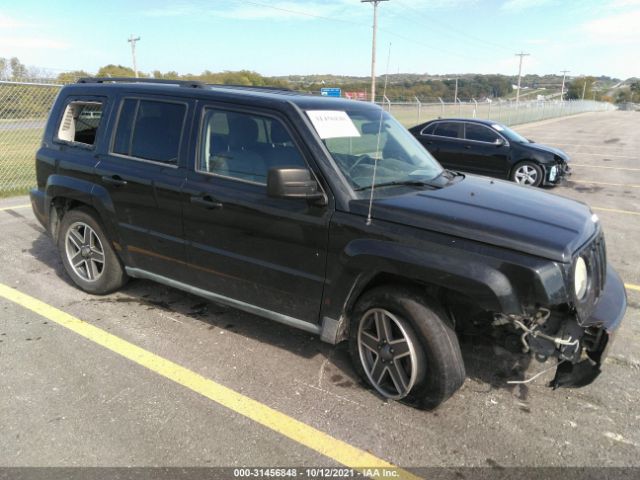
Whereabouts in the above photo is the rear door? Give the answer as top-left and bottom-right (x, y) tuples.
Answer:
(460, 122), (510, 177)
(94, 95), (192, 281)
(182, 104), (330, 322)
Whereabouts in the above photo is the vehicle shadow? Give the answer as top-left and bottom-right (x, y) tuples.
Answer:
(458, 334), (536, 402)
(29, 230), (537, 397)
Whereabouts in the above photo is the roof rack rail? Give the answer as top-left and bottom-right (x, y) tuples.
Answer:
(77, 77), (206, 89)
(209, 84), (292, 93)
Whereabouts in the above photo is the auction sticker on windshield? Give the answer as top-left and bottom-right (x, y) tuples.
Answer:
(306, 110), (360, 139)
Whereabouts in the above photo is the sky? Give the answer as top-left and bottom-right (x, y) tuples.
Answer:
(0, 0), (638, 80)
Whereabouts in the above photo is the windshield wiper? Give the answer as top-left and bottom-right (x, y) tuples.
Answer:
(356, 180), (433, 191)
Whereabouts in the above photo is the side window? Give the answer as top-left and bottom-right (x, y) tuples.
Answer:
(465, 123), (500, 143)
(112, 99), (186, 164)
(433, 122), (462, 139)
(420, 123), (436, 135)
(57, 100), (104, 146)
(199, 109), (306, 184)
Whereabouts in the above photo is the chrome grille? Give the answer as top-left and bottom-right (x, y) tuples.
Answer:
(587, 234), (607, 301)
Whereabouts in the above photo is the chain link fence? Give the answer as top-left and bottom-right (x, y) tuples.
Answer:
(0, 80), (618, 197)
(379, 98), (617, 129)
(0, 80), (60, 197)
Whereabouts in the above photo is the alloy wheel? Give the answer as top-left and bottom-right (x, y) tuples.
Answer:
(357, 308), (420, 400)
(514, 164), (539, 185)
(65, 221), (105, 282)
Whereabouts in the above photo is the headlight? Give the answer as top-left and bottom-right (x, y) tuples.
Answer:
(574, 256), (589, 299)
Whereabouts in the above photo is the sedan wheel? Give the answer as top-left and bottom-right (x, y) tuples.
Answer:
(512, 162), (543, 187)
(357, 308), (419, 400)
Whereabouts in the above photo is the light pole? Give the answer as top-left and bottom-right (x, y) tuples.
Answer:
(515, 52), (530, 107)
(128, 35), (141, 78)
(361, 0), (389, 103)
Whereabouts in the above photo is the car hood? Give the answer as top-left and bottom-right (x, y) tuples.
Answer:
(354, 175), (597, 262)
(521, 142), (570, 162)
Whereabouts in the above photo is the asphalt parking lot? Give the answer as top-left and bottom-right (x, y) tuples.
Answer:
(0, 111), (639, 473)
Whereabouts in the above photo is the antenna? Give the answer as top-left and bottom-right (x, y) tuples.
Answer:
(366, 43), (392, 226)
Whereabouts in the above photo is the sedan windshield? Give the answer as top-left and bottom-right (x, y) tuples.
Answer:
(491, 123), (530, 144)
(310, 108), (443, 192)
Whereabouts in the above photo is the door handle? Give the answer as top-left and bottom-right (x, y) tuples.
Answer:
(101, 175), (127, 186)
(464, 145), (472, 149)
(190, 195), (223, 209)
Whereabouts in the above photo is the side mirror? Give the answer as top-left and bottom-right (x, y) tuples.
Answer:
(267, 167), (326, 204)
(495, 138), (506, 146)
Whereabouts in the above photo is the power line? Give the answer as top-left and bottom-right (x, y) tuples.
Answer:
(393, 0), (514, 54)
(235, 0), (479, 63)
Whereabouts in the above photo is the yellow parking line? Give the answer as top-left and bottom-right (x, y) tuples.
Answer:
(0, 284), (419, 480)
(572, 164), (640, 172)
(592, 207), (640, 216)
(571, 180), (640, 188)
(626, 283), (640, 293)
(0, 203), (30, 212)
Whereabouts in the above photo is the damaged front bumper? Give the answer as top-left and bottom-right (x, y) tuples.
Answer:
(495, 265), (627, 388)
(550, 265), (627, 388)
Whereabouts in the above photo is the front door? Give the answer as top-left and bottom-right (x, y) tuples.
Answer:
(182, 105), (330, 323)
(459, 122), (510, 178)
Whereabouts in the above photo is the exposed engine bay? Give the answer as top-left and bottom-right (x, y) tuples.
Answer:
(492, 308), (609, 389)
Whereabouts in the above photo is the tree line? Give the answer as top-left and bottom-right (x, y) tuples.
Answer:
(2, 57), (638, 104)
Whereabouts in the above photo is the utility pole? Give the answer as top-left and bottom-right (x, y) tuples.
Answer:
(514, 52), (530, 107)
(560, 70), (570, 102)
(581, 80), (587, 101)
(128, 35), (141, 78)
(361, 0), (389, 103)
(454, 77), (459, 103)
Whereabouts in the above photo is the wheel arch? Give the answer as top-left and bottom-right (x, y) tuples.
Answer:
(45, 175), (124, 258)
(322, 240), (523, 342)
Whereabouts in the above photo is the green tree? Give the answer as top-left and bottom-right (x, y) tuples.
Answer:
(10, 57), (28, 80)
(0, 57), (7, 79)
(567, 77), (595, 100)
(96, 64), (142, 78)
(57, 70), (91, 84)
(630, 81), (640, 103)
(614, 89), (631, 104)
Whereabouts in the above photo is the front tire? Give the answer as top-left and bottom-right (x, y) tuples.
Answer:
(349, 286), (465, 409)
(57, 207), (127, 295)
(511, 161), (543, 187)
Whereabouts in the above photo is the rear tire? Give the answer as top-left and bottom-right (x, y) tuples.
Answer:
(57, 207), (127, 295)
(349, 286), (466, 409)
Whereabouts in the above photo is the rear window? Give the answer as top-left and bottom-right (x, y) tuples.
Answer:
(433, 122), (463, 139)
(420, 123), (436, 135)
(112, 99), (186, 164)
(56, 100), (104, 146)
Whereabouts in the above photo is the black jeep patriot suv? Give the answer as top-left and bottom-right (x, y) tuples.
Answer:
(30, 78), (627, 409)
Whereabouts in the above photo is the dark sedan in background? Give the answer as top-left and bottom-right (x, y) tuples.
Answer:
(409, 118), (571, 187)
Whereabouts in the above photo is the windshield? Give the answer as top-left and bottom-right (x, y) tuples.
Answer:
(491, 123), (530, 143)
(308, 108), (443, 192)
